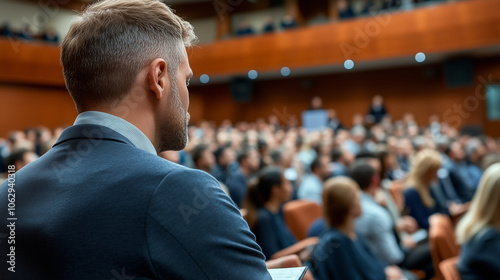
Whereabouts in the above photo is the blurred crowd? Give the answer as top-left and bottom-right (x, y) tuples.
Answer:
(1, 95), (499, 279)
(1, 22), (60, 44)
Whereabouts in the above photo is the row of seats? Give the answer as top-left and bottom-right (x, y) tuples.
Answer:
(274, 200), (462, 280)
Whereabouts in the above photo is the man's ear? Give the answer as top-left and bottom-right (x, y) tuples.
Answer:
(147, 58), (170, 100)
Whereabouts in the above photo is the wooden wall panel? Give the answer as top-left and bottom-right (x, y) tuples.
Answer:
(190, 0), (500, 76)
(189, 59), (500, 137)
(476, 59), (500, 137)
(0, 40), (64, 87)
(1, 0), (499, 87)
(0, 0), (499, 137)
(0, 58), (498, 138)
(0, 85), (76, 136)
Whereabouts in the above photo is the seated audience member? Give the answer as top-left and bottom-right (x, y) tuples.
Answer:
(0, 138), (8, 174)
(212, 145), (236, 185)
(465, 138), (485, 186)
(327, 109), (344, 132)
(396, 137), (413, 173)
(42, 27), (59, 43)
(352, 113), (366, 128)
(6, 148), (38, 172)
(257, 137), (272, 168)
(236, 20), (255, 36)
(338, 0), (355, 19)
(330, 148), (351, 177)
(0, 148), (38, 184)
(310, 177), (404, 280)
(17, 24), (33, 41)
(1, 22), (12, 37)
(351, 160), (433, 278)
(456, 163), (500, 280)
(270, 146), (300, 196)
(298, 155), (331, 204)
(368, 95), (388, 124)
(376, 149), (404, 181)
(244, 166), (296, 260)
(191, 143), (215, 173)
(281, 14), (297, 29)
(342, 126), (366, 155)
(353, 160), (408, 264)
(360, 0), (377, 15)
(445, 141), (477, 203)
(227, 146), (260, 208)
(308, 12), (329, 25)
(192, 143), (230, 195)
(262, 16), (275, 33)
(382, 0), (400, 10)
(404, 149), (465, 229)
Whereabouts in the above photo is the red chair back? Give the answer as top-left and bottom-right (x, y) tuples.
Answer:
(283, 200), (322, 240)
(429, 214), (460, 280)
(439, 256), (461, 280)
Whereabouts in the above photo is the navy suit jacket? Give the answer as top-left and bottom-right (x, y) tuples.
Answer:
(0, 124), (271, 280)
(458, 227), (500, 280)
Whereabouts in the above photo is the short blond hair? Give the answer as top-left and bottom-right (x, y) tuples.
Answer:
(61, 0), (197, 112)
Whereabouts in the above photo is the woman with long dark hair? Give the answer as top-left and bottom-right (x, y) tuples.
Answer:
(243, 166), (296, 259)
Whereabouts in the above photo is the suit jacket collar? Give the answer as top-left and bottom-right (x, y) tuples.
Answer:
(53, 124), (134, 148)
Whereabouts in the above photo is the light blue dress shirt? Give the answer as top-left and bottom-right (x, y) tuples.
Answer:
(355, 192), (404, 265)
(73, 111), (157, 155)
(297, 173), (323, 205)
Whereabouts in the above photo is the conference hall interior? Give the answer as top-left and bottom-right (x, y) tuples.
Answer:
(1, 0), (500, 279)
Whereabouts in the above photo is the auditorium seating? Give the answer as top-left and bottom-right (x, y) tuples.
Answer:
(429, 214), (460, 280)
(439, 256), (461, 280)
(270, 237), (319, 260)
(283, 200), (322, 240)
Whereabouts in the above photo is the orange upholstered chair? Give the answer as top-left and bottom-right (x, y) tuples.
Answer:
(429, 214), (460, 280)
(439, 256), (461, 280)
(266, 254), (314, 280)
(283, 200), (322, 240)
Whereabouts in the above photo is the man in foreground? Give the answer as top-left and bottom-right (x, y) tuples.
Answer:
(0, 0), (271, 279)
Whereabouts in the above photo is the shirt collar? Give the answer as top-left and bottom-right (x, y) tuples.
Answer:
(361, 192), (376, 204)
(74, 111), (157, 155)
